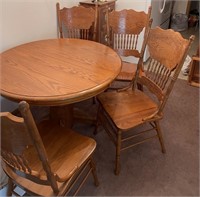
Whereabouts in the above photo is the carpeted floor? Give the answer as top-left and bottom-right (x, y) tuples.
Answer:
(72, 78), (199, 196)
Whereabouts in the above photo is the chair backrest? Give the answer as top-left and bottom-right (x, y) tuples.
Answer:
(0, 101), (58, 193)
(106, 7), (152, 58)
(134, 27), (195, 116)
(56, 2), (98, 41)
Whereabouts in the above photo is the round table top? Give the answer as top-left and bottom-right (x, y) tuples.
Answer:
(0, 38), (121, 106)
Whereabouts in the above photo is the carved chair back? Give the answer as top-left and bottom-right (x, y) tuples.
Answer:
(134, 27), (195, 115)
(106, 7), (152, 58)
(56, 3), (98, 41)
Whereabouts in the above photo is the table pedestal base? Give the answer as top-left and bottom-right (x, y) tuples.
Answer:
(50, 105), (73, 128)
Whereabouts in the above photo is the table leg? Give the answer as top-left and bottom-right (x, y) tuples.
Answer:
(50, 105), (73, 128)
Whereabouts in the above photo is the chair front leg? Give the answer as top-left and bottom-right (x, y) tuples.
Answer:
(89, 158), (99, 186)
(115, 130), (122, 175)
(155, 121), (166, 153)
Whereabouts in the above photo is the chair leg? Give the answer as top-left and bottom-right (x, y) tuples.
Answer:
(115, 130), (122, 175)
(93, 105), (101, 135)
(155, 121), (166, 153)
(6, 178), (13, 196)
(90, 158), (99, 186)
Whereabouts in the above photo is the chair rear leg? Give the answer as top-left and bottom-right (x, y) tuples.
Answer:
(89, 158), (99, 186)
(155, 121), (166, 153)
(72, 159), (98, 196)
(115, 130), (122, 175)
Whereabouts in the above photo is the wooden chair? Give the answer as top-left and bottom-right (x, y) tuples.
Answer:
(96, 27), (195, 175)
(188, 44), (200, 87)
(56, 2), (98, 41)
(1, 101), (99, 196)
(105, 6), (152, 89)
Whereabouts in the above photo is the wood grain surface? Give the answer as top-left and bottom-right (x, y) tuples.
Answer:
(0, 38), (121, 106)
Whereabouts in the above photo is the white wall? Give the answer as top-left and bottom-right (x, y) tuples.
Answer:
(0, 0), (81, 53)
(173, 0), (188, 15)
(116, 0), (150, 12)
(0, 0), (149, 112)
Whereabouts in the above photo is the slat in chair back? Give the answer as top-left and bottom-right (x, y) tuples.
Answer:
(56, 3), (98, 41)
(106, 7), (152, 58)
(0, 101), (58, 193)
(135, 27), (195, 114)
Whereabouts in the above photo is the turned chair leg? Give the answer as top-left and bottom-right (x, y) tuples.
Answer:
(115, 130), (122, 175)
(90, 158), (99, 186)
(155, 121), (166, 153)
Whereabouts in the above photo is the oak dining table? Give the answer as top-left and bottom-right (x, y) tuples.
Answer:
(0, 38), (122, 127)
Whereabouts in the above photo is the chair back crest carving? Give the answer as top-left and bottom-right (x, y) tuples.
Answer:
(109, 9), (150, 34)
(57, 3), (97, 41)
(60, 7), (95, 29)
(147, 28), (189, 70)
(107, 7), (152, 57)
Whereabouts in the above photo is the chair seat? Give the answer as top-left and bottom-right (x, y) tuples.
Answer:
(3, 120), (96, 196)
(97, 89), (159, 130)
(115, 61), (144, 81)
(116, 61), (137, 81)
